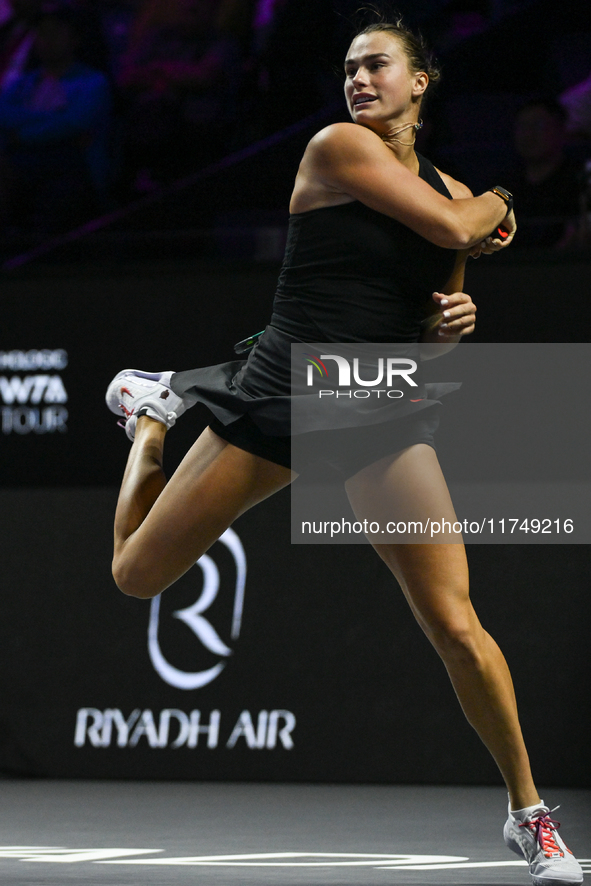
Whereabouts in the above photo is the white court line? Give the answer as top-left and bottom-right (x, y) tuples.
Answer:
(99, 852), (468, 867)
(380, 861), (528, 870)
(2, 848), (589, 871)
(0, 848), (162, 863)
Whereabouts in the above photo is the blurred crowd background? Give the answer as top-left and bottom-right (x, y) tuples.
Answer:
(0, 0), (589, 256)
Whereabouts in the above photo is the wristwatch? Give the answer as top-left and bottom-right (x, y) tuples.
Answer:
(490, 186), (514, 215)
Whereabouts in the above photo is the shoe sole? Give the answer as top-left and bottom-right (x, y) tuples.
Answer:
(506, 831), (583, 886)
(532, 878), (583, 886)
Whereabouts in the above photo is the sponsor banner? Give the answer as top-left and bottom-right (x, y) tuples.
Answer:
(1, 261), (591, 490)
(74, 708), (296, 750)
(0, 264), (281, 487)
(0, 487), (589, 783)
(71, 526), (295, 757)
(73, 525), (294, 761)
(0, 349), (69, 436)
(1, 265), (590, 782)
(148, 529), (247, 690)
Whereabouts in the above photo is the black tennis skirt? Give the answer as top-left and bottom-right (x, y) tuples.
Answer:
(208, 411), (439, 478)
(171, 325), (449, 479)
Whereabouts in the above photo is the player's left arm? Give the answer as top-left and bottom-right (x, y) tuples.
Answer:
(420, 251), (476, 357)
(420, 174), (476, 355)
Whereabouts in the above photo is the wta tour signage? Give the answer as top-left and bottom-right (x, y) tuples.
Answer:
(0, 349), (68, 435)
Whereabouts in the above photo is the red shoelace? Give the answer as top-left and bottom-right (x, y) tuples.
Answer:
(117, 389), (135, 428)
(119, 388), (134, 417)
(520, 812), (567, 858)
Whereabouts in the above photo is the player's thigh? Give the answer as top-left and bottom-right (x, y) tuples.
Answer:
(345, 444), (473, 636)
(344, 443), (462, 545)
(116, 427), (295, 596)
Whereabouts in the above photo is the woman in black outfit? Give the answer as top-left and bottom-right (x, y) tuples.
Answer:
(106, 17), (583, 886)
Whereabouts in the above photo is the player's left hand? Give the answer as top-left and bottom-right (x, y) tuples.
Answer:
(430, 290), (476, 338)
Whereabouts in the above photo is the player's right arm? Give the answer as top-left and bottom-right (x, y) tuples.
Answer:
(300, 123), (509, 250)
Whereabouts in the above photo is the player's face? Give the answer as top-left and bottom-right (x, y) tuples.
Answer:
(344, 32), (424, 133)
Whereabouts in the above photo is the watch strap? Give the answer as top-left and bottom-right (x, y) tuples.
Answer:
(490, 186), (514, 215)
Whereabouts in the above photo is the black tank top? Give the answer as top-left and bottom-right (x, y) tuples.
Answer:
(271, 152), (457, 343)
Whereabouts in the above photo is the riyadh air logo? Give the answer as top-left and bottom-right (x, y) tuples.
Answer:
(304, 352), (420, 400)
(148, 528), (246, 690)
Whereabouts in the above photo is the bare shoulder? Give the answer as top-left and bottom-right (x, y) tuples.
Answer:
(291, 123), (375, 212)
(308, 121), (390, 161)
(293, 123), (398, 209)
(434, 167), (473, 199)
(312, 121), (378, 144)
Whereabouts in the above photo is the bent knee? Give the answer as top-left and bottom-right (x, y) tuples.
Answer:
(423, 614), (486, 667)
(407, 586), (484, 665)
(112, 556), (163, 599)
(431, 623), (481, 661)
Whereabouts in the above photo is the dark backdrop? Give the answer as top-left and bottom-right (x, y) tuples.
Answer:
(0, 254), (590, 783)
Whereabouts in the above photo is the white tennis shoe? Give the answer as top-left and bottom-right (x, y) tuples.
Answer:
(504, 801), (584, 885)
(105, 369), (189, 441)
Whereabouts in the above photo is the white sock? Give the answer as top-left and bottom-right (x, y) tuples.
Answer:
(511, 800), (547, 821)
